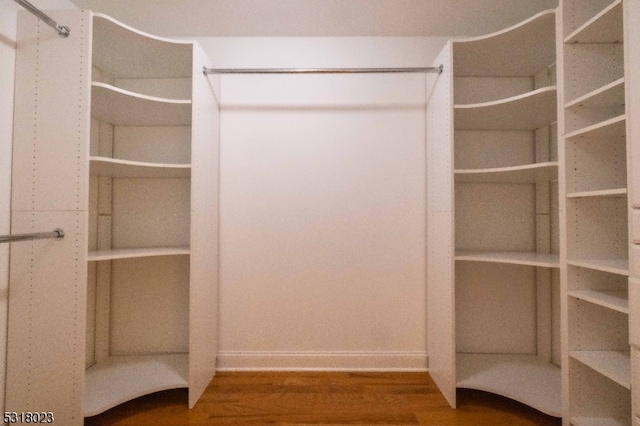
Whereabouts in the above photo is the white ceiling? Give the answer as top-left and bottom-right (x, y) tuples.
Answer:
(66, 0), (558, 38)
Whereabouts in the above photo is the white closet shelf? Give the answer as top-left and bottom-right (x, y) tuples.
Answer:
(564, 114), (626, 141)
(88, 247), (190, 262)
(84, 353), (188, 417)
(570, 417), (629, 426)
(92, 13), (193, 79)
(456, 353), (561, 417)
(567, 259), (629, 276)
(453, 9), (556, 77)
(454, 87), (557, 130)
(454, 162), (557, 184)
(565, 78), (625, 109)
(455, 250), (560, 268)
(91, 82), (192, 126)
(567, 188), (627, 198)
(570, 351), (631, 389)
(90, 157), (191, 178)
(568, 290), (629, 314)
(564, 0), (623, 44)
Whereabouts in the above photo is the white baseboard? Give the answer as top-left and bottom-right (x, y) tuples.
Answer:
(216, 351), (429, 372)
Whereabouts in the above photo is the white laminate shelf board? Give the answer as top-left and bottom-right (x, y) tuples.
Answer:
(454, 162), (558, 184)
(567, 259), (629, 276)
(455, 250), (560, 268)
(91, 83), (192, 126)
(570, 351), (631, 389)
(92, 13), (193, 79)
(88, 247), (190, 262)
(568, 290), (629, 314)
(564, 115), (626, 140)
(454, 87), (557, 131)
(564, 0), (623, 44)
(90, 157), (191, 178)
(456, 353), (561, 417)
(84, 353), (188, 417)
(567, 188), (627, 198)
(565, 78), (625, 109)
(570, 418), (629, 426)
(453, 9), (556, 77)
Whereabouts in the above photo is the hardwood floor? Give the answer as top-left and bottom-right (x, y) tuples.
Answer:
(84, 372), (562, 425)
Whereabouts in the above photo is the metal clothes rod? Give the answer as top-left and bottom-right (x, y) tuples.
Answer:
(203, 65), (444, 75)
(0, 229), (65, 244)
(13, 0), (70, 37)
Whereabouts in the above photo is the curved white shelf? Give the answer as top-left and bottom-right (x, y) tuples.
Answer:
(84, 354), (188, 417)
(453, 9), (556, 76)
(564, 0), (623, 44)
(90, 157), (191, 178)
(568, 290), (628, 314)
(457, 353), (561, 417)
(565, 114), (626, 141)
(455, 162), (557, 183)
(570, 351), (631, 389)
(454, 87), (557, 130)
(567, 188), (627, 198)
(567, 259), (629, 276)
(455, 250), (560, 268)
(92, 13), (193, 79)
(565, 78), (625, 110)
(88, 247), (190, 262)
(91, 82), (192, 126)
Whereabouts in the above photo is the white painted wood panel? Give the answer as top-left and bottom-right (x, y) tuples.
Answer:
(188, 44), (219, 408)
(626, 0), (640, 209)
(425, 43), (456, 407)
(113, 126), (191, 164)
(6, 210), (88, 424)
(11, 10), (90, 212)
(454, 130), (535, 170)
(110, 256), (189, 355)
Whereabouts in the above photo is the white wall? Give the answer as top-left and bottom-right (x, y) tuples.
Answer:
(0, 0), (77, 409)
(198, 37), (446, 370)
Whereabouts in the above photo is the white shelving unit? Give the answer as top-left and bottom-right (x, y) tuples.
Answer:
(560, 0), (634, 423)
(6, 10), (220, 425)
(427, 9), (561, 414)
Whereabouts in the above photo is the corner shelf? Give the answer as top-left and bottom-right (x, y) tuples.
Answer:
(567, 259), (629, 276)
(453, 9), (557, 77)
(570, 351), (630, 389)
(84, 353), (188, 417)
(88, 247), (190, 262)
(90, 157), (191, 178)
(91, 82), (192, 126)
(568, 290), (628, 314)
(92, 14), (192, 79)
(456, 353), (562, 417)
(454, 87), (557, 130)
(564, 0), (623, 44)
(455, 250), (560, 268)
(454, 162), (558, 184)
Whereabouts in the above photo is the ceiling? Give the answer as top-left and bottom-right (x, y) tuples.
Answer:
(66, 0), (558, 38)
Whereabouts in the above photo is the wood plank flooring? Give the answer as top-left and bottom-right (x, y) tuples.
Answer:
(84, 372), (562, 425)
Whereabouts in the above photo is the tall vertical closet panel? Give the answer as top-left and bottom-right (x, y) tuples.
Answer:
(7, 10), (91, 425)
(426, 42), (455, 408)
(188, 45), (220, 408)
(8, 10), (219, 424)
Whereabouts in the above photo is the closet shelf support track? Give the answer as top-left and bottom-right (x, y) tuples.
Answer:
(0, 229), (65, 244)
(13, 0), (69, 37)
(202, 65), (444, 75)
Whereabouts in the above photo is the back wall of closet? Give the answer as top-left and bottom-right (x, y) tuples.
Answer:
(200, 37), (448, 370)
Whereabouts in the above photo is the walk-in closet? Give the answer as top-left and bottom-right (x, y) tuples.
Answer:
(1, 0), (639, 424)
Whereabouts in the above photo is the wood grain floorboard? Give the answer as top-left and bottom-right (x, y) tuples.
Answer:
(84, 372), (562, 425)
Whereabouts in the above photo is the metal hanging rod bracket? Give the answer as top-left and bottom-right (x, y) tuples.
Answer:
(13, 0), (70, 37)
(0, 229), (65, 244)
(203, 64), (444, 75)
